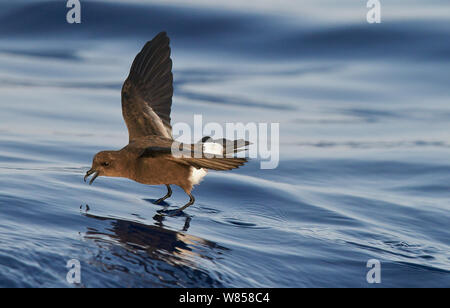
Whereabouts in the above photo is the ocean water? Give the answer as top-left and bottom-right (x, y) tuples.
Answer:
(0, 0), (449, 287)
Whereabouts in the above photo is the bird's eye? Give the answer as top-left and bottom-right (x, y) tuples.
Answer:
(102, 162), (110, 167)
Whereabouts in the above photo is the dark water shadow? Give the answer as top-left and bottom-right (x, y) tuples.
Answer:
(141, 198), (192, 227)
(143, 198), (170, 206)
(81, 212), (229, 287)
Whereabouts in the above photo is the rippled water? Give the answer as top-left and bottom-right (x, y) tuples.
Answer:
(0, 0), (449, 287)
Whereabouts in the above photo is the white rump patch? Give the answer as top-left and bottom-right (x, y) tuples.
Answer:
(189, 167), (208, 186)
(203, 142), (223, 156)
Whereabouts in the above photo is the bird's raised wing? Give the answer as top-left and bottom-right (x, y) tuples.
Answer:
(121, 32), (173, 141)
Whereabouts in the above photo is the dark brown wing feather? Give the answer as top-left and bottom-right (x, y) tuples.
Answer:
(176, 157), (248, 171)
(122, 32), (173, 141)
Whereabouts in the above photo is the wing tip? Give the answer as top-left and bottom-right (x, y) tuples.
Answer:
(153, 31), (170, 44)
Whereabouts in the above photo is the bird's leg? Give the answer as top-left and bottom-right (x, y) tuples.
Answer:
(155, 184), (172, 204)
(168, 193), (195, 217)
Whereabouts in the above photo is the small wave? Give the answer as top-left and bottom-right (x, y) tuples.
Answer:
(0, 48), (81, 61)
(297, 140), (450, 149)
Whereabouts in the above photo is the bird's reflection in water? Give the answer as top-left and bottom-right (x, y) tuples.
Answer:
(81, 211), (229, 287)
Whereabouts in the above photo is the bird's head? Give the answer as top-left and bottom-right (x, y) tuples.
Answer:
(84, 151), (124, 185)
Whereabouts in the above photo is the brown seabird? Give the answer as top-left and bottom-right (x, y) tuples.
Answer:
(85, 32), (249, 215)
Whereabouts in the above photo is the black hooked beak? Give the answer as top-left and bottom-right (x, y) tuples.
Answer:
(84, 169), (100, 185)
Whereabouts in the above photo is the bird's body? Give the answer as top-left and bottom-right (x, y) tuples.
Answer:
(85, 32), (249, 214)
(125, 137), (202, 192)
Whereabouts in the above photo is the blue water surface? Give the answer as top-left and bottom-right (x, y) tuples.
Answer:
(0, 0), (449, 287)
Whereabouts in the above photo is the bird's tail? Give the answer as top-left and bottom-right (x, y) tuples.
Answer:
(200, 136), (250, 156)
(169, 137), (250, 171)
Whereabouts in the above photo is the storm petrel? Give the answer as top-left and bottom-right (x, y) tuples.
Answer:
(85, 32), (249, 215)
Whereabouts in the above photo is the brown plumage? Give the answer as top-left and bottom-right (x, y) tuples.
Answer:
(85, 32), (249, 215)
